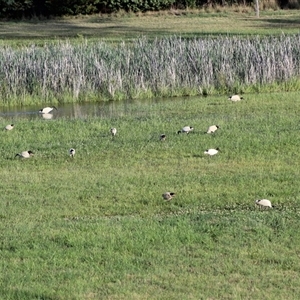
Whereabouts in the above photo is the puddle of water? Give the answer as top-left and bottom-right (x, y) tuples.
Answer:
(0, 94), (222, 123)
(0, 98), (165, 121)
(0, 96), (201, 121)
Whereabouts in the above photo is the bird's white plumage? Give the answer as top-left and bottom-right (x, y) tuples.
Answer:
(39, 106), (57, 114)
(178, 126), (194, 134)
(204, 148), (219, 156)
(162, 192), (175, 201)
(207, 125), (219, 134)
(69, 148), (76, 157)
(255, 199), (272, 208)
(5, 124), (14, 130)
(110, 127), (117, 136)
(228, 95), (243, 102)
(15, 150), (34, 158)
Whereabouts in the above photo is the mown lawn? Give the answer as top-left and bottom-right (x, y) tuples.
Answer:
(0, 9), (300, 44)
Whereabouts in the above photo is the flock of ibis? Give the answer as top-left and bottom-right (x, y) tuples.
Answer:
(5, 97), (273, 209)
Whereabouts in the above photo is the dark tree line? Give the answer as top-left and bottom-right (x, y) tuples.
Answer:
(0, 0), (298, 19)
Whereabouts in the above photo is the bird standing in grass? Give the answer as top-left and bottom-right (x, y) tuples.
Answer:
(178, 126), (194, 134)
(162, 192), (175, 201)
(228, 95), (243, 102)
(255, 199), (272, 208)
(69, 148), (75, 158)
(110, 127), (117, 137)
(5, 124), (14, 130)
(39, 106), (57, 114)
(15, 150), (34, 158)
(160, 134), (166, 141)
(206, 125), (219, 134)
(204, 148), (219, 156)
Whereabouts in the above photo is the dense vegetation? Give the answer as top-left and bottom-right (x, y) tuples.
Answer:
(1, 34), (300, 106)
(1, 0), (299, 19)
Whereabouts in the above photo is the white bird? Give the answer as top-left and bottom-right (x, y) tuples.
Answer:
(255, 199), (272, 208)
(162, 192), (175, 201)
(5, 124), (14, 130)
(15, 150), (34, 158)
(110, 127), (117, 136)
(69, 148), (75, 157)
(228, 95), (243, 102)
(207, 125), (219, 134)
(39, 106), (57, 114)
(160, 134), (166, 141)
(204, 148), (219, 156)
(178, 126), (194, 134)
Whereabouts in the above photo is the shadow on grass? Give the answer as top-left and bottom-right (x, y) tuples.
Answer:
(263, 17), (300, 26)
(0, 22), (251, 40)
(0, 18), (280, 41)
(0, 13), (299, 41)
(243, 16), (300, 29)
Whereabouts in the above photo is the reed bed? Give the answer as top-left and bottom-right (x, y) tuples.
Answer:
(1, 34), (300, 105)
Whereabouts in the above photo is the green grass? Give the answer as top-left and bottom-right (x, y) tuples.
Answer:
(1, 92), (300, 299)
(1, 8), (300, 299)
(0, 9), (300, 44)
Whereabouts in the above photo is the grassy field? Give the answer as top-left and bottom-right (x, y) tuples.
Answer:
(0, 9), (300, 44)
(1, 92), (300, 299)
(1, 8), (300, 299)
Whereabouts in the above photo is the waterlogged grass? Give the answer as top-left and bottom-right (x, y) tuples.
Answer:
(1, 92), (300, 299)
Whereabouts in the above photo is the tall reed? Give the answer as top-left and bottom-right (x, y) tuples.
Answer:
(1, 34), (300, 105)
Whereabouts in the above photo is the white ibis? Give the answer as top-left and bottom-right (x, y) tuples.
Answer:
(162, 192), (175, 201)
(228, 95), (243, 102)
(160, 134), (166, 141)
(39, 106), (57, 114)
(5, 124), (14, 130)
(110, 128), (117, 136)
(207, 125), (219, 134)
(69, 148), (75, 157)
(204, 148), (219, 156)
(178, 126), (194, 134)
(15, 150), (34, 158)
(255, 199), (272, 208)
